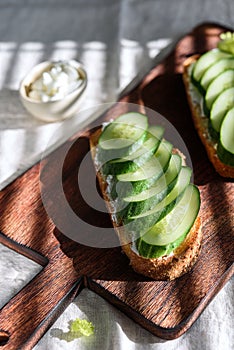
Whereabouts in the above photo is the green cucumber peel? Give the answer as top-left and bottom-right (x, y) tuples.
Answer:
(136, 231), (187, 259)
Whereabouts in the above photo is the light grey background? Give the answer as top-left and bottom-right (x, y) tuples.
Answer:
(0, 1), (233, 349)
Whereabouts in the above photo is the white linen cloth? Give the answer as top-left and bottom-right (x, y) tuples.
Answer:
(0, 1), (233, 349)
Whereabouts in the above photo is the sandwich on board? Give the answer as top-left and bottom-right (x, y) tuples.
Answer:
(90, 112), (202, 280)
(183, 32), (234, 178)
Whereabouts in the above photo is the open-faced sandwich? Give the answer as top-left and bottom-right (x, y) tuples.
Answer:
(183, 32), (234, 178)
(90, 112), (202, 280)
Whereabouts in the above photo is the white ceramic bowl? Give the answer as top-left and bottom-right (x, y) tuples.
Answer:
(19, 60), (87, 122)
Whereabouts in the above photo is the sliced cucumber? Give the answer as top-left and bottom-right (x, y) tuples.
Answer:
(114, 140), (172, 199)
(136, 184), (200, 258)
(117, 125), (164, 162)
(120, 154), (181, 218)
(117, 140), (172, 182)
(217, 107), (234, 166)
(205, 69), (234, 111)
(210, 87), (234, 135)
(102, 125), (164, 175)
(136, 231), (188, 259)
(200, 58), (234, 92)
(192, 49), (231, 83)
(125, 166), (192, 234)
(130, 166), (191, 220)
(123, 154), (181, 203)
(98, 112), (148, 158)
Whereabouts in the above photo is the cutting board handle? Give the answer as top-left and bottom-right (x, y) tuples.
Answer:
(0, 259), (82, 350)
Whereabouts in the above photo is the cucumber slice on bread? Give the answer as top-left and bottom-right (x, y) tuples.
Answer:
(98, 112), (148, 159)
(217, 107), (234, 166)
(205, 69), (234, 111)
(137, 185), (200, 258)
(192, 49), (231, 83)
(210, 87), (234, 135)
(120, 154), (181, 218)
(112, 139), (172, 202)
(90, 112), (202, 280)
(126, 166), (192, 233)
(102, 125), (164, 175)
(116, 140), (172, 182)
(200, 58), (234, 92)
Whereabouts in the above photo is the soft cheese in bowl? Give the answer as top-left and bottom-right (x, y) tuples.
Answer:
(19, 60), (87, 122)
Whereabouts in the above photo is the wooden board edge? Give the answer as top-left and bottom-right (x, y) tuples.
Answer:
(86, 263), (234, 340)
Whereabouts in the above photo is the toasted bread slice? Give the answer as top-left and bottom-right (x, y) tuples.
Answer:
(183, 55), (234, 178)
(90, 128), (202, 280)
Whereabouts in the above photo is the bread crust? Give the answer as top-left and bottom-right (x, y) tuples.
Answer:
(90, 128), (202, 280)
(183, 55), (234, 178)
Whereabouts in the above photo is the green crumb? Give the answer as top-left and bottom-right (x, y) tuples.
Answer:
(70, 318), (94, 337)
(50, 318), (94, 342)
(218, 32), (234, 55)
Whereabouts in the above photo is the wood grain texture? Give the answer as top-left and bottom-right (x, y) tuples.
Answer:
(0, 23), (233, 349)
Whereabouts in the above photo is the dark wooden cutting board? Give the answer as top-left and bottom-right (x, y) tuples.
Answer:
(0, 23), (233, 350)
